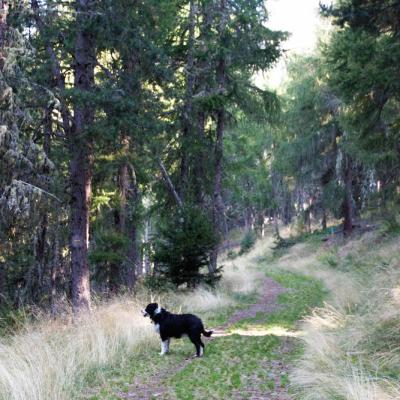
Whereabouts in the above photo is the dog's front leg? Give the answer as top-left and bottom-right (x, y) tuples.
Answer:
(160, 339), (169, 355)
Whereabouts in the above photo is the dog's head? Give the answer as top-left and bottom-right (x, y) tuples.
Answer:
(141, 302), (161, 318)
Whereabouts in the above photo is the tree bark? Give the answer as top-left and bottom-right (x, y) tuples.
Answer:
(210, 108), (225, 273)
(321, 208), (327, 230)
(70, 0), (95, 313)
(210, 0), (227, 274)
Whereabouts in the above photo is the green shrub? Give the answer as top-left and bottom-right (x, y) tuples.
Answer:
(379, 213), (400, 236)
(89, 230), (129, 288)
(227, 250), (238, 259)
(142, 274), (175, 292)
(153, 206), (221, 288)
(239, 231), (257, 255)
(318, 250), (339, 268)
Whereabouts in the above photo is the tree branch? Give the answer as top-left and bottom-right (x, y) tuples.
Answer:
(157, 158), (183, 209)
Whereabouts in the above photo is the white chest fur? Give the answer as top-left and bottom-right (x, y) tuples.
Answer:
(153, 323), (160, 333)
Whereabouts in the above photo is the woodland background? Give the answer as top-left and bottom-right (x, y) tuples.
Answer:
(1, 0), (400, 316)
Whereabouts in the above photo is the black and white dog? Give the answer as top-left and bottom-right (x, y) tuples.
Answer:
(142, 303), (213, 357)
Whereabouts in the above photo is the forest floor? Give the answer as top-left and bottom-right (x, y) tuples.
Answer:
(83, 243), (325, 400)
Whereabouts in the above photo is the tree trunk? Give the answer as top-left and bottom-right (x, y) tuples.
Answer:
(143, 218), (151, 275)
(127, 162), (140, 291)
(343, 154), (354, 236)
(271, 168), (281, 238)
(35, 105), (53, 301)
(114, 137), (130, 293)
(179, 0), (196, 201)
(50, 222), (60, 318)
(193, 111), (206, 206)
(321, 208), (327, 230)
(70, 0), (95, 314)
(118, 139), (130, 234)
(210, 106), (225, 273)
(193, 2), (214, 207)
(210, 0), (227, 274)
(273, 209), (280, 238)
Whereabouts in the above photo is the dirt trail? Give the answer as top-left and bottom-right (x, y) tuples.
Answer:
(117, 277), (292, 400)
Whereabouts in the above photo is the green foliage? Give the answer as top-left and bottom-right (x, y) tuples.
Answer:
(378, 213), (400, 236)
(89, 230), (129, 283)
(226, 250), (238, 260)
(318, 250), (340, 268)
(0, 306), (31, 336)
(239, 230), (257, 255)
(272, 235), (296, 251)
(142, 274), (175, 293)
(153, 207), (220, 288)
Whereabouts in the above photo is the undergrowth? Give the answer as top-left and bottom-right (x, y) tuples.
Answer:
(285, 229), (400, 400)
(0, 236), (265, 400)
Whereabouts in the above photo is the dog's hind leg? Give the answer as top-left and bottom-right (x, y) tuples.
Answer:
(189, 333), (202, 357)
(199, 339), (205, 356)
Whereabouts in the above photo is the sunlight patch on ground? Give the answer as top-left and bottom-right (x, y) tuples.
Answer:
(211, 325), (301, 338)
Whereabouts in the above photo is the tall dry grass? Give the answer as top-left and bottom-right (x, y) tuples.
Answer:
(0, 240), (264, 400)
(0, 298), (156, 400)
(277, 231), (400, 400)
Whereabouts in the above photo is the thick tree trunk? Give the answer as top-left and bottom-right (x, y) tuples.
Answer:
(70, 0), (95, 313)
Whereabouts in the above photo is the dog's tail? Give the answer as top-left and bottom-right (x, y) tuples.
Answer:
(202, 329), (213, 337)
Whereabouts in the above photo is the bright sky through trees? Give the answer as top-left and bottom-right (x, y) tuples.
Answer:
(256, 0), (323, 88)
